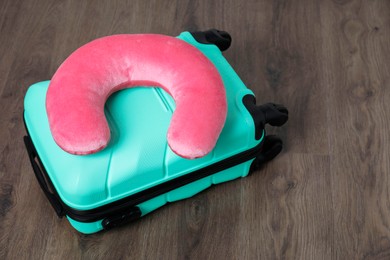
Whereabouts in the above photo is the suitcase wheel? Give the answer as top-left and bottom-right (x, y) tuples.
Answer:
(250, 135), (283, 173)
(257, 103), (289, 127)
(243, 95), (289, 140)
(190, 29), (232, 51)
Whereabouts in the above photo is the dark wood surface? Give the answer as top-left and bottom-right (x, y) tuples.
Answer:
(1, 0), (389, 259)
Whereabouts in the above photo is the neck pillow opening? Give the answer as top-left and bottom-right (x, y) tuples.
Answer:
(46, 34), (227, 159)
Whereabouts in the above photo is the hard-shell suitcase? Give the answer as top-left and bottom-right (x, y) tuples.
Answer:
(23, 29), (288, 234)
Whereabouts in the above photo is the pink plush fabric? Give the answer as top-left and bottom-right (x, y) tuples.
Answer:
(46, 34), (227, 159)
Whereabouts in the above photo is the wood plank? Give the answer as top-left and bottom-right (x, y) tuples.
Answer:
(320, 0), (390, 258)
(238, 154), (333, 259)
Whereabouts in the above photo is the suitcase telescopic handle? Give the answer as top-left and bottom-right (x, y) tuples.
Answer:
(23, 136), (65, 217)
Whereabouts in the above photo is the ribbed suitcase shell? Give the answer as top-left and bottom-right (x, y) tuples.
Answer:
(24, 32), (265, 234)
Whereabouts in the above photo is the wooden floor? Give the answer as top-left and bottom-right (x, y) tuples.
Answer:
(1, 0), (389, 259)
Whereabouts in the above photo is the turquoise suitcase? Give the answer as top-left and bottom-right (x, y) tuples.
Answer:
(23, 29), (288, 234)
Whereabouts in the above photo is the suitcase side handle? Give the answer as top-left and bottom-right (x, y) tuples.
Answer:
(23, 135), (65, 217)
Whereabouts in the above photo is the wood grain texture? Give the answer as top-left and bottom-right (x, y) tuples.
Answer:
(0, 0), (389, 259)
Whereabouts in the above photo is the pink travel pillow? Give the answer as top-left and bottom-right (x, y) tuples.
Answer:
(46, 34), (227, 159)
